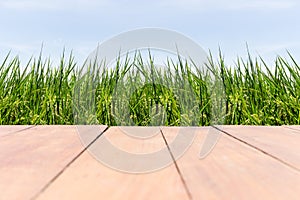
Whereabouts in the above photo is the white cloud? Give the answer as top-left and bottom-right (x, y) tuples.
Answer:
(159, 0), (298, 11)
(255, 42), (300, 55)
(1, 0), (297, 12)
(0, 0), (112, 11)
(227, 0), (296, 10)
(0, 0), (60, 10)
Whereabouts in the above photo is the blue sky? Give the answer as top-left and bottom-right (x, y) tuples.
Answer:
(1, 0), (300, 66)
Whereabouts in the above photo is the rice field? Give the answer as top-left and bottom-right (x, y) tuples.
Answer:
(1, 51), (300, 125)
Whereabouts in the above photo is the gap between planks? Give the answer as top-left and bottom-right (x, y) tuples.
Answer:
(160, 128), (193, 200)
(0, 125), (36, 138)
(282, 125), (300, 133)
(35, 126), (191, 200)
(212, 125), (300, 172)
(32, 126), (110, 200)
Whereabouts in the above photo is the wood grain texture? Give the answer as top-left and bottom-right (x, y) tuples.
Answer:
(37, 126), (189, 200)
(220, 126), (300, 170)
(0, 125), (106, 200)
(162, 127), (300, 200)
(0, 125), (34, 137)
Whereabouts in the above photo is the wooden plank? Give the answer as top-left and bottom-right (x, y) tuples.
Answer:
(162, 127), (300, 200)
(0, 125), (34, 137)
(219, 126), (300, 170)
(37, 127), (190, 200)
(0, 125), (106, 200)
(283, 125), (300, 132)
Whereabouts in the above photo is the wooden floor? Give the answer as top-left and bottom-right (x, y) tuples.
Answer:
(0, 125), (300, 200)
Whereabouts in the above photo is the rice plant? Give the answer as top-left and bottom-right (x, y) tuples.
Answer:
(0, 52), (76, 124)
(0, 50), (300, 125)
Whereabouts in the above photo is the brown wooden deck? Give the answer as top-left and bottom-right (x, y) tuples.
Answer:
(0, 125), (299, 200)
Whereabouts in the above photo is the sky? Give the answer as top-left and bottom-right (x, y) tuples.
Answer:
(1, 0), (300, 66)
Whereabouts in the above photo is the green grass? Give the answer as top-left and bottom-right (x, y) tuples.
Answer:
(1, 50), (300, 125)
